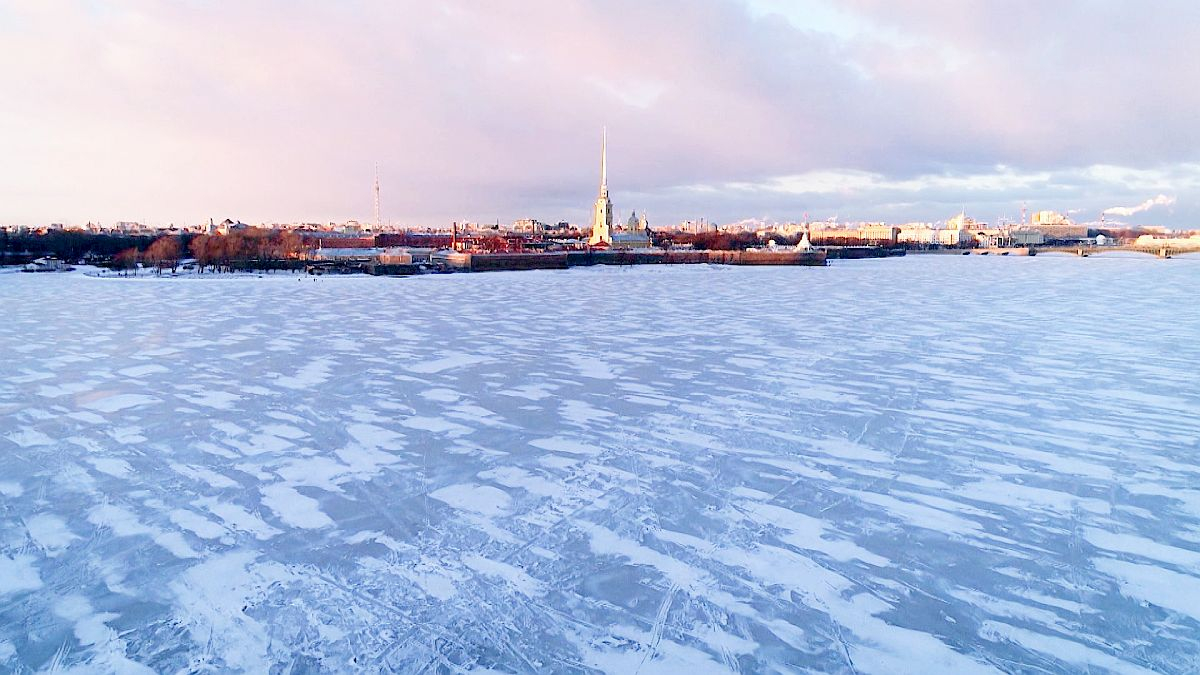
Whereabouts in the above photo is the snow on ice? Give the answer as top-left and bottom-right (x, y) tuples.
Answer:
(1, 255), (1199, 672)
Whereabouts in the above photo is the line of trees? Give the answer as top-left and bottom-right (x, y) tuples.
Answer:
(188, 229), (306, 273)
(104, 237), (183, 276)
(656, 231), (766, 250)
(1, 228), (312, 274)
(0, 230), (157, 265)
(145, 236), (183, 274)
(112, 248), (141, 276)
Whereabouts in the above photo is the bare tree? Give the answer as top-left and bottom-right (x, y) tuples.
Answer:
(189, 235), (211, 273)
(145, 236), (182, 275)
(113, 248), (139, 276)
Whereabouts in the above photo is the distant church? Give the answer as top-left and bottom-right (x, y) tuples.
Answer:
(588, 129), (652, 249)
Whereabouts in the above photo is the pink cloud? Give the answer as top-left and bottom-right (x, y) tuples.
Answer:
(0, 0), (1197, 226)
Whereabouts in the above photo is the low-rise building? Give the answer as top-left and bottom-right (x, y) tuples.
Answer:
(937, 227), (973, 247)
(310, 247), (384, 261)
(860, 224), (899, 245)
(1032, 223), (1090, 241)
(898, 225), (936, 245)
(808, 226), (860, 244)
(378, 247), (436, 264)
(24, 256), (66, 272)
(1009, 228), (1045, 245)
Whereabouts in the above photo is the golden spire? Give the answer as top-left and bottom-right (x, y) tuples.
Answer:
(599, 126), (608, 199)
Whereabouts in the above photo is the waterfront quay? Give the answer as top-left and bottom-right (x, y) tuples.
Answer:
(429, 247), (828, 273)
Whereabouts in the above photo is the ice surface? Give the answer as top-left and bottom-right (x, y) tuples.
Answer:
(2, 255), (1200, 672)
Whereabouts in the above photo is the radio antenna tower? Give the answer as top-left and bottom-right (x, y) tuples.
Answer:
(373, 163), (381, 230)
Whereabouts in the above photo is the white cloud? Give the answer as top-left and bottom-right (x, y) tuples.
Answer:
(662, 164), (1200, 225)
(710, 166), (1056, 196)
(1103, 194), (1177, 217)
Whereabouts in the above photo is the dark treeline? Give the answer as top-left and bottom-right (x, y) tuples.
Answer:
(656, 231), (776, 250)
(1, 228), (310, 273)
(0, 230), (157, 265)
(1093, 227), (1145, 241)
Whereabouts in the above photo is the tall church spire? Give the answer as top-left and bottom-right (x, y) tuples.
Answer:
(599, 126), (608, 199)
(589, 127), (614, 246)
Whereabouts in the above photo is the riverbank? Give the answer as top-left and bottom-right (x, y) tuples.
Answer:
(907, 247), (1036, 256)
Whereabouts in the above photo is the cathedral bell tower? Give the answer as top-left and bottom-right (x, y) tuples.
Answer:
(588, 128), (614, 246)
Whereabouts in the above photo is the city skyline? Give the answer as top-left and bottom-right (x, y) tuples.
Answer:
(2, 1), (1198, 227)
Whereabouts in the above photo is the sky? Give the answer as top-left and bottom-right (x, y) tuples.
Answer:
(1, 0), (1198, 229)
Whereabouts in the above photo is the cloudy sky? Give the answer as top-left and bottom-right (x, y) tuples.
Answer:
(2, 0), (1198, 228)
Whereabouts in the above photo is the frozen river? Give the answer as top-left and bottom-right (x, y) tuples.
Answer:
(2, 254), (1199, 673)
